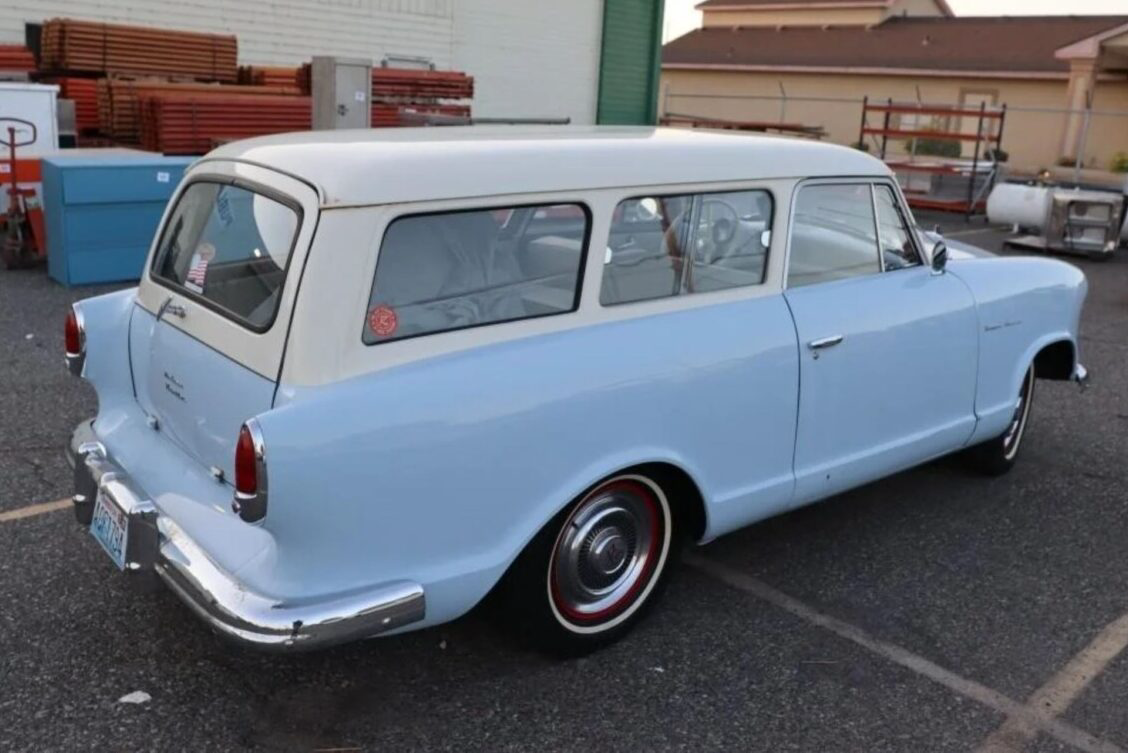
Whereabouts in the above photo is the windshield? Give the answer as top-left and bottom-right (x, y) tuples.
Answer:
(151, 182), (299, 331)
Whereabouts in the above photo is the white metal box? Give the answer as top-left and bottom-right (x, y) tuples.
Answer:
(0, 82), (60, 156)
(311, 57), (371, 131)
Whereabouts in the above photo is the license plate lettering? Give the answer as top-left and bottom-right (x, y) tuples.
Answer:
(90, 490), (129, 570)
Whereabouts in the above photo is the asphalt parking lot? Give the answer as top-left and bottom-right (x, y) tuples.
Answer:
(1, 211), (1125, 752)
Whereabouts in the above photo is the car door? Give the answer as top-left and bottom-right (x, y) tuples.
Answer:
(783, 180), (978, 506)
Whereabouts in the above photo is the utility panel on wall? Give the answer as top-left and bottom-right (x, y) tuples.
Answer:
(311, 56), (372, 130)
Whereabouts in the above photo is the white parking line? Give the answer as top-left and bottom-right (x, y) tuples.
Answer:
(977, 612), (1128, 753)
(687, 555), (1124, 753)
(0, 498), (72, 523)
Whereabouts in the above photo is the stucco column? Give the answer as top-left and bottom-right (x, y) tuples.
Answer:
(1058, 58), (1098, 163)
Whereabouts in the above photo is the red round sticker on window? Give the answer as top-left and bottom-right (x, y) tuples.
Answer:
(368, 305), (398, 337)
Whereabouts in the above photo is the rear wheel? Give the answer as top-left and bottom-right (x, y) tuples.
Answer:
(499, 473), (678, 656)
(966, 364), (1036, 476)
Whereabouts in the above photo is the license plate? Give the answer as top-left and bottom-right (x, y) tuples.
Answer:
(90, 489), (129, 570)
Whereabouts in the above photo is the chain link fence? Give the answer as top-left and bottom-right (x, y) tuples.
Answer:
(661, 88), (1128, 187)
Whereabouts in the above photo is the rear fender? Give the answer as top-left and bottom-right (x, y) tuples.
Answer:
(73, 287), (138, 417)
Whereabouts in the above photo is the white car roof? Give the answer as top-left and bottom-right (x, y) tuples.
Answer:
(202, 126), (891, 208)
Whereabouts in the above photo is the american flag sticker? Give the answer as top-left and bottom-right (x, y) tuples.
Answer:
(185, 255), (208, 293)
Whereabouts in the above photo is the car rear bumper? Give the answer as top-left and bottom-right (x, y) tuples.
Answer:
(68, 419), (426, 651)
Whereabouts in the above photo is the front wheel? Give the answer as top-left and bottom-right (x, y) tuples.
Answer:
(498, 473), (679, 656)
(965, 364), (1036, 476)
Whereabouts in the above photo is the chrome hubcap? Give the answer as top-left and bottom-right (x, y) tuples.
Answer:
(551, 481), (659, 620)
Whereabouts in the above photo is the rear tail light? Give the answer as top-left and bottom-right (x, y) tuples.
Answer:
(64, 306), (86, 376)
(232, 418), (268, 523)
(234, 426), (257, 494)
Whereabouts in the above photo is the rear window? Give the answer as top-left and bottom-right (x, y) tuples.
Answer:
(151, 182), (300, 331)
(363, 203), (589, 344)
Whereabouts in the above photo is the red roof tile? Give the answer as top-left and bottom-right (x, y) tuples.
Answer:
(664, 15), (1128, 74)
(698, 0), (889, 6)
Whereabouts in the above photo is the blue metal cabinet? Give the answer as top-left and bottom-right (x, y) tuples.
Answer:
(42, 154), (194, 286)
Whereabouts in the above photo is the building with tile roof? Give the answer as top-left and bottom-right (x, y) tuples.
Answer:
(662, 0), (1128, 171)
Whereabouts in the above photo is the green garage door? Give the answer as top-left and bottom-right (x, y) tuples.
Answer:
(597, 0), (665, 125)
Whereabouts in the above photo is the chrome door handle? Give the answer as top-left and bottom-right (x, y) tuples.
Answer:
(808, 334), (844, 353)
(157, 297), (187, 322)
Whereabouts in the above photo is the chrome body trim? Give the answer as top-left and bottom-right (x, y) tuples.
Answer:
(808, 334), (844, 350)
(65, 306), (86, 376)
(67, 419), (426, 651)
(807, 333), (844, 360)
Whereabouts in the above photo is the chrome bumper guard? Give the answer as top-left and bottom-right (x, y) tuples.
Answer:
(67, 420), (426, 651)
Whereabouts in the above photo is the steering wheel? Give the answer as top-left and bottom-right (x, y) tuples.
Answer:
(702, 198), (740, 250)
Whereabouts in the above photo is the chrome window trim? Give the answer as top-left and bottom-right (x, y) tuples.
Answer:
(872, 180), (925, 272)
(360, 200), (594, 346)
(782, 176), (887, 291)
(600, 186), (777, 308)
(869, 183), (886, 274)
(293, 177), (833, 387)
(148, 176), (304, 335)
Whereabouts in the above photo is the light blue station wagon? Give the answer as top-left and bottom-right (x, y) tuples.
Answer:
(65, 127), (1089, 654)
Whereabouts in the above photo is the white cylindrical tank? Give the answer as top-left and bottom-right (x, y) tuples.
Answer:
(987, 183), (1052, 231)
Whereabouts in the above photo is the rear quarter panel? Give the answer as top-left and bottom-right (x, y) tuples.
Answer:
(251, 296), (799, 627)
(949, 255), (1086, 444)
(73, 287), (138, 419)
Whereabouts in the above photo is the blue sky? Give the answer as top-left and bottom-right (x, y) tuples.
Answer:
(663, 0), (1128, 40)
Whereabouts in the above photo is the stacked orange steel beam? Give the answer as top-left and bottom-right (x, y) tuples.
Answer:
(139, 93), (311, 154)
(295, 63), (311, 95)
(0, 45), (36, 72)
(371, 69), (474, 100)
(98, 79), (301, 143)
(369, 68), (474, 126)
(371, 103), (471, 127)
(238, 65), (301, 88)
(42, 77), (101, 132)
(40, 18), (237, 82)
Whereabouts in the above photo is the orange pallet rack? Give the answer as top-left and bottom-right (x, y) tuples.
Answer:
(859, 97), (1008, 217)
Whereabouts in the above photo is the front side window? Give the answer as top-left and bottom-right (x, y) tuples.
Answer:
(601, 189), (773, 306)
(152, 182), (299, 330)
(363, 203), (588, 344)
(874, 184), (921, 271)
(787, 184), (881, 289)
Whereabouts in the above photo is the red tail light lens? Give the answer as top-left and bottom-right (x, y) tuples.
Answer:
(234, 424), (258, 495)
(64, 307), (86, 376)
(64, 308), (82, 355)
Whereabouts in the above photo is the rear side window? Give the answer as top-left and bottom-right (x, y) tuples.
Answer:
(152, 182), (299, 330)
(787, 184), (880, 288)
(363, 203), (589, 344)
(601, 189), (773, 306)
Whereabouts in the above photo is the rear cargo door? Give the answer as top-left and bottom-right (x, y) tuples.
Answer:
(132, 162), (319, 478)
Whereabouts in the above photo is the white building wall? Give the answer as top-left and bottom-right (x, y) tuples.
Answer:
(451, 0), (603, 123)
(0, 0), (604, 124)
